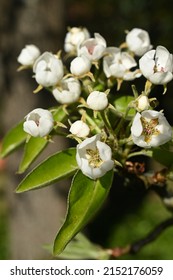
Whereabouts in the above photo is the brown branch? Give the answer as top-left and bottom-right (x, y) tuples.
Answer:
(109, 217), (173, 258)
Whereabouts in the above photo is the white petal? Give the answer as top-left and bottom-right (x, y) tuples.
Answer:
(139, 50), (155, 78)
(94, 33), (107, 47)
(121, 52), (137, 69)
(77, 134), (100, 151)
(100, 160), (114, 173)
(39, 118), (54, 137)
(155, 46), (170, 67)
(91, 167), (105, 179)
(109, 63), (126, 78)
(131, 135), (147, 148)
(131, 112), (143, 137)
(23, 120), (39, 137)
(96, 141), (112, 161)
(149, 72), (173, 85)
(141, 110), (160, 119)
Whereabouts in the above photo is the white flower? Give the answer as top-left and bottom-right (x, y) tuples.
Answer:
(70, 55), (91, 76)
(33, 52), (64, 87)
(76, 134), (114, 179)
(64, 27), (90, 53)
(103, 47), (141, 80)
(131, 110), (172, 148)
(126, 28), (152, 56)
(70, 120), (90, 137)
(52, 77), (81, 104)
(87, 91), (108, 110)
(139, 46), (173, 84)
(77, 33), (107, 61)
(17, 44), (41, 66)
(23, 108), (54, 137)
(136, 95), (150, 111)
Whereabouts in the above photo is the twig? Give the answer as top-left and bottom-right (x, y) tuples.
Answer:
(109, 217), (173, 258)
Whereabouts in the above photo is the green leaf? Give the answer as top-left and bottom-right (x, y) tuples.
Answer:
(114, 95), (135, 117)
(53, 169), (114, 256)
(0, 121), (26, 158)
(16, 148), (78, 193)
(152, 147), (173, 167)
(47, 233), (109, 260)
(18, 137), (48, 173)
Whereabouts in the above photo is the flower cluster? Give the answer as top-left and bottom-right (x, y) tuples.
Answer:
(18, 27), (173, 180)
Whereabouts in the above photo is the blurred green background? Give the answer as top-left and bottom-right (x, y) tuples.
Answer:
(1, 0), (173, 259)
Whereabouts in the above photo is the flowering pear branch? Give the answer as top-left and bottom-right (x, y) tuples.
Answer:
(2, 26), (173, 257)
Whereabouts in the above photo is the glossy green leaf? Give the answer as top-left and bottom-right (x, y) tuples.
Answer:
(53, 169), (114, 256)
(0, 121), (26, 158)
(152, 147), (173, 167)
(16, 148), (78, 193)
(114, 95), (135, 117)
(49, 233), (109, 260)
(18, 137), (48, 173)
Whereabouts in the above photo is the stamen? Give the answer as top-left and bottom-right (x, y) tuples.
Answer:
(86, 148), (103, 167)
(141, 117), (160, 143)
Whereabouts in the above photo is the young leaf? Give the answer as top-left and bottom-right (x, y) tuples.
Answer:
(16, 148), (78, 193)
(53, 169), (114, 256)
(0, 121), (26, 158)
(52, 233), (109, 260)
(18, 137), (48, 173)
(114, 95), (135, 117)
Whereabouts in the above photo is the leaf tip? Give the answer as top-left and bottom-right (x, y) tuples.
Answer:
(15, 184), (25, 193)
(15, 188), (22, 194)
(52, 244), (61, 257)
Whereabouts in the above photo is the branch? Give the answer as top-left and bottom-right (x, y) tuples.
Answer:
(109, 217), (173, 258)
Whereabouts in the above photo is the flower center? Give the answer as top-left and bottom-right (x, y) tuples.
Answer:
(86, 148), (103, 168)
(86, 42), (96, 55)
(154, 57), (165, 72)
(154, 65), (165, 73)
(29, 113), (40, 126)
(141, 117), (160, 143)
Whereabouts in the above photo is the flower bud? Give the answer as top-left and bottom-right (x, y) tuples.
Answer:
(17, 44), (40, 66)
(23, 108), (54, 137)
(70, 55), (91, 76)
(64, 27), (90, 53)
(70, 120), (90, 138)
(87, 91), (108, 111)
(126, 28), (152, 56)
(136, 95), (150, 111)
(76, 134), (114, 179)
(52, 78), (81, 104)
(33, 52), (64, 87)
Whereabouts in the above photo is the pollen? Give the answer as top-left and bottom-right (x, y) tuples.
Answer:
(141, 117), (160, 143)
(86, 148), (103, 168)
